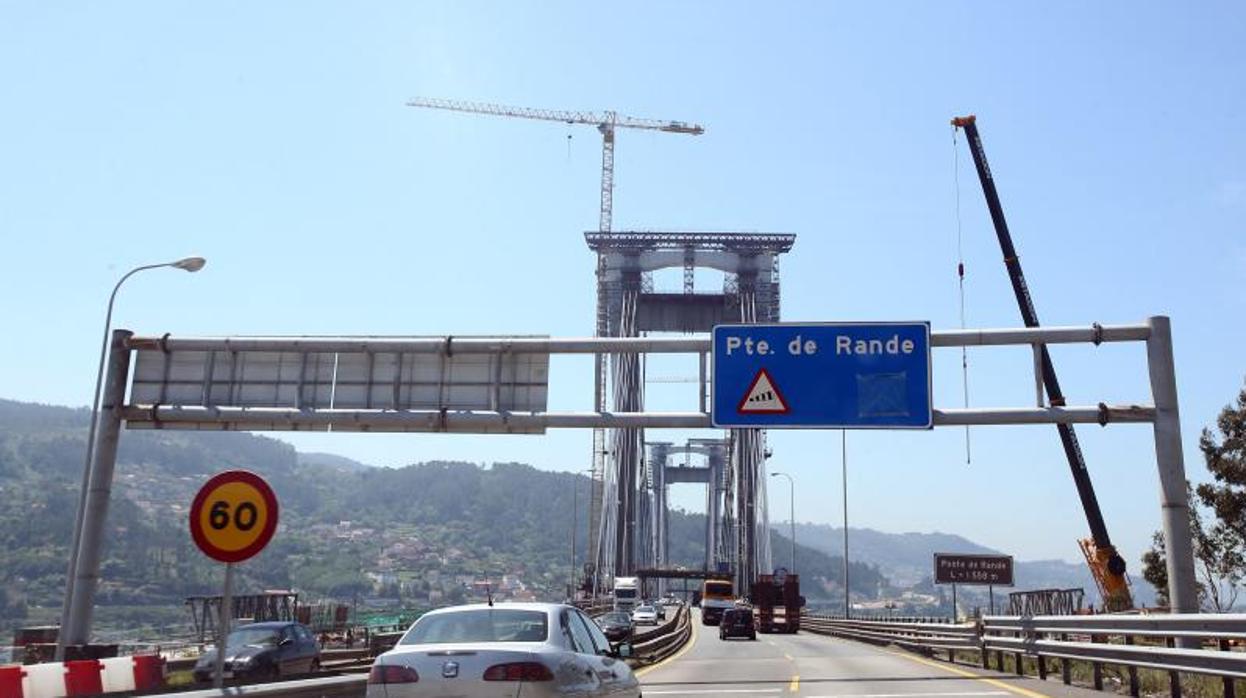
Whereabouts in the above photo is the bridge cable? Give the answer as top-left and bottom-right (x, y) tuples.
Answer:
(952, 125), (971, 464)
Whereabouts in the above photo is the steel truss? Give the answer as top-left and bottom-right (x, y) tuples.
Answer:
(59, 318), (1198, 649)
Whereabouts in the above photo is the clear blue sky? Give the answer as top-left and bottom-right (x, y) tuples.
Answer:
(2, 2), (1243, 566)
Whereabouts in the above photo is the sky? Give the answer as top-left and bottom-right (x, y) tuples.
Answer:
(1, 2), (1243, 568)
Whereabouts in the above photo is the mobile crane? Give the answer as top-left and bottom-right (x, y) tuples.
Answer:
(951, 115), (1133, 611)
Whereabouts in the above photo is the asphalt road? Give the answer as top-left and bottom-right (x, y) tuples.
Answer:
(636, 611), (1106, 698)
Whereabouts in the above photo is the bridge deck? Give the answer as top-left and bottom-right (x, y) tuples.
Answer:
(638, 610), (1108, 698)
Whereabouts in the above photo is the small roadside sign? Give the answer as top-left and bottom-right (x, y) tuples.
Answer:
(189, 470), (279, 563)
(934, 553), (1014, 586)
(711, 322), (932, 429)
(189, 470), (279, 689)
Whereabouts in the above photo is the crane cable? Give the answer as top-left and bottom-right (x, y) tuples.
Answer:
(952, 125), (971, 464)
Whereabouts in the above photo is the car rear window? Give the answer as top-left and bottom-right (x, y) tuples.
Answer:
(400, 609), (548, 645)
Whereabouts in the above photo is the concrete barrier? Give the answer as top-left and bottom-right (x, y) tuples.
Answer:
(0, 655), (165, 698)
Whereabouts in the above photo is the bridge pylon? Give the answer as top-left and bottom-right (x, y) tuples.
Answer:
(585, 231), (794, 591)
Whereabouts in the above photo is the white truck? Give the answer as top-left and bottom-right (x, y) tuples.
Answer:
(612, 576), (640, 612)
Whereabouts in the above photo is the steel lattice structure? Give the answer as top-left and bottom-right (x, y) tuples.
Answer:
(586, 231), (794, 593)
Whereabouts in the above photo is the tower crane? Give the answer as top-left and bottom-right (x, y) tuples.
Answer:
(407, 97), (705, 590)
(407, 98), (704, 233)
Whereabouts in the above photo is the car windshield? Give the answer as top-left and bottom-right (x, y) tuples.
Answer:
(636, 606), (654, 613)
(601, 612), (631, 624)
(226, 627), (280, 647)
(400, 609), (547, 645)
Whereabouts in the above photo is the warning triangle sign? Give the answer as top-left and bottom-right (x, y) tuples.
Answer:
(736, 368), (790, 414)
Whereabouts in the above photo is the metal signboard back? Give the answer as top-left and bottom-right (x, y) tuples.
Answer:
(127, 336), (549, 433)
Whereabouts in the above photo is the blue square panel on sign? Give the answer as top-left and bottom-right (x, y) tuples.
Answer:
(711, 322), (933, 429)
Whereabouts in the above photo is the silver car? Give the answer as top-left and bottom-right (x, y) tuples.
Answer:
(366, 602), (640, 698)
(630, 605), (657, 625)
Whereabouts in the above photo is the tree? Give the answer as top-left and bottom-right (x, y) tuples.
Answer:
(1142, 491), (1241, 611)
(1196, 386), (1246, 547)
(1142, 386), (1246, 611)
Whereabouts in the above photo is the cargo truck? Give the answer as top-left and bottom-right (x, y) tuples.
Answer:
(699, 579), (735, 625)
(751, 573), (803, 633)
(613, 576), (641, 612)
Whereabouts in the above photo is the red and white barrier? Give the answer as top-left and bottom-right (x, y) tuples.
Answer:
(0, 655), (164, 698)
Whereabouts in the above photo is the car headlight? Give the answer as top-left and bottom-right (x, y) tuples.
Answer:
(233, 655), (254, 666)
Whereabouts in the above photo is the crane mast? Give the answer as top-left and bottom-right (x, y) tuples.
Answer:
(408, 97), (704, 592)
(951, 115), (1132, 611)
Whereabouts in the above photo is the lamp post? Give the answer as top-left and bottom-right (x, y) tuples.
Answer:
(56, 257), (206, 658)
(769, 472), (796, 574)
(842, 430), (850, 619)
(570, 468), (592, 601)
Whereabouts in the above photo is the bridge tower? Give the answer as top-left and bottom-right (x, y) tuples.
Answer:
(647, 438), (730, 581)
(585, 231), (795, 593)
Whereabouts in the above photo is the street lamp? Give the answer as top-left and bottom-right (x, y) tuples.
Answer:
(841, 430), (849, 619)
(769, 472), (796, 574)
(570, 468), (593, 601)
(56, 256), (206, 658)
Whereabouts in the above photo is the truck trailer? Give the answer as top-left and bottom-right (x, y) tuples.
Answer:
(751, 573), (803, 633)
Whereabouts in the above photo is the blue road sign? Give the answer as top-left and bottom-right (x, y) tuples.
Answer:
(711, 322), (932, 429)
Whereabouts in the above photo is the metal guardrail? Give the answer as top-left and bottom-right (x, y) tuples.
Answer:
(161, 674), (366, 698)
(803, 616), (979, 652)
(147, 608), (694, 697)
(574, 599), (615, 617)
(804, 613), (1246, 698)
(630, 605), (691, 664)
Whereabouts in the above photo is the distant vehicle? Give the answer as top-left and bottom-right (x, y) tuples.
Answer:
(367, 603), (639, 698)
(631, 605), (657, 625)
(613, 576), (640, 612)
(718, 607), (757, 641)
(700, 578), (735, 626)
(192, 621), (320, 683)
(652, 600), (667, 620)
(595, 611), (635, 643)
(752, 573), (804, 633)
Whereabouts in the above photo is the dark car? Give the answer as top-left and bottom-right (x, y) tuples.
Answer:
(193, 621), (320, 683)
(595, 611), (635, 644)
(719, 607), (756, 641)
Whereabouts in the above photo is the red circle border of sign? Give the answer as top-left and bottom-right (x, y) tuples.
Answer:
(188, 469), (279, 563)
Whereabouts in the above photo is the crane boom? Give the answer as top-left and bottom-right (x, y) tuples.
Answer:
(406, 97), (705, 135)
(951, 114), (1132, 611)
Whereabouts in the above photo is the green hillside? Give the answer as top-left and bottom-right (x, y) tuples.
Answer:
(0, 398), (884, 639)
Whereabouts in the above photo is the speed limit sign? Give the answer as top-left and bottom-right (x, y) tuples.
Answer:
(189, 470), (279, 563)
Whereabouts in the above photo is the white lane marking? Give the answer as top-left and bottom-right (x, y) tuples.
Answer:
(804, 692), (1010, 698)
(646, 690), (784, 695)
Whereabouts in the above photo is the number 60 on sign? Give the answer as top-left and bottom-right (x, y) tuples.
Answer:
(189, 470), (279, 563)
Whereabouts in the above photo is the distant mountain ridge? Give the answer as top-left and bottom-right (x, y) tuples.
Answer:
(787, 522), (1155, 606)
(296, 451), (375, 472)
(0, 396), (1156, 635)
(0, 397), (880, 636)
